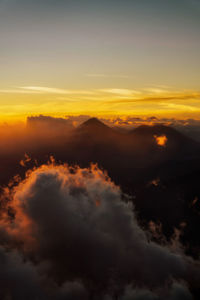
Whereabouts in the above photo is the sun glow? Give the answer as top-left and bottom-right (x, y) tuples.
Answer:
(0, 87), (200, 123)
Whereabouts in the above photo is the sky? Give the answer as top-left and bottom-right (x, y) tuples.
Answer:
(0, 0), (200, 122)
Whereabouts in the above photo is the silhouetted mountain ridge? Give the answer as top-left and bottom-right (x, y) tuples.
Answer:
(1, 117), (200, 262)
(78, 118), (116, 136)
(77, 118), (200, 158)
(80, 117), (108, 129)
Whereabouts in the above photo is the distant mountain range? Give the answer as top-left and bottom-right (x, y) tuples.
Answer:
(0, 117), (200, 257)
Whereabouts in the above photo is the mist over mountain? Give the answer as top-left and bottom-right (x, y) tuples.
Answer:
(24, 114), (200, 142)
(0, 116), (200, 299)
(1, 0), (200, 296)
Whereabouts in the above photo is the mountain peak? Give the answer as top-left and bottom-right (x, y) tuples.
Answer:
(131, 124), (184, 138)
(81, 118), (108, 129)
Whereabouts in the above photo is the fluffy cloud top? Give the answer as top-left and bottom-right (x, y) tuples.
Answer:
(0, 163), (199, 299)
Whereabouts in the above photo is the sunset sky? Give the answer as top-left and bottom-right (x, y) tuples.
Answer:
(0, 0), (200, 122)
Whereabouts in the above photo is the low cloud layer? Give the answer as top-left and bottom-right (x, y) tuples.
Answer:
(26, 115), (200, 142)
(0, 163), (199, 299)
(1, 115), (200, 151)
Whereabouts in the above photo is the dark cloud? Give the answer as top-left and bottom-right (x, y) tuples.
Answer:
(119, 282), (193, 300)
(168, 282), (193, 300)
(27, 115), (74, 133)
(0, 245), (90, 300)
(0, 246), (45, 300)
(0, 116), (200, 298)
(0, 163), (199, 299)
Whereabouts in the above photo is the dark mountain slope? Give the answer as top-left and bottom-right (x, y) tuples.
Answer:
(0, 118), (200, 257)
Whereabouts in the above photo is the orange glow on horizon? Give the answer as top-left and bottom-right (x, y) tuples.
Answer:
(0, 87), (200, 124)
